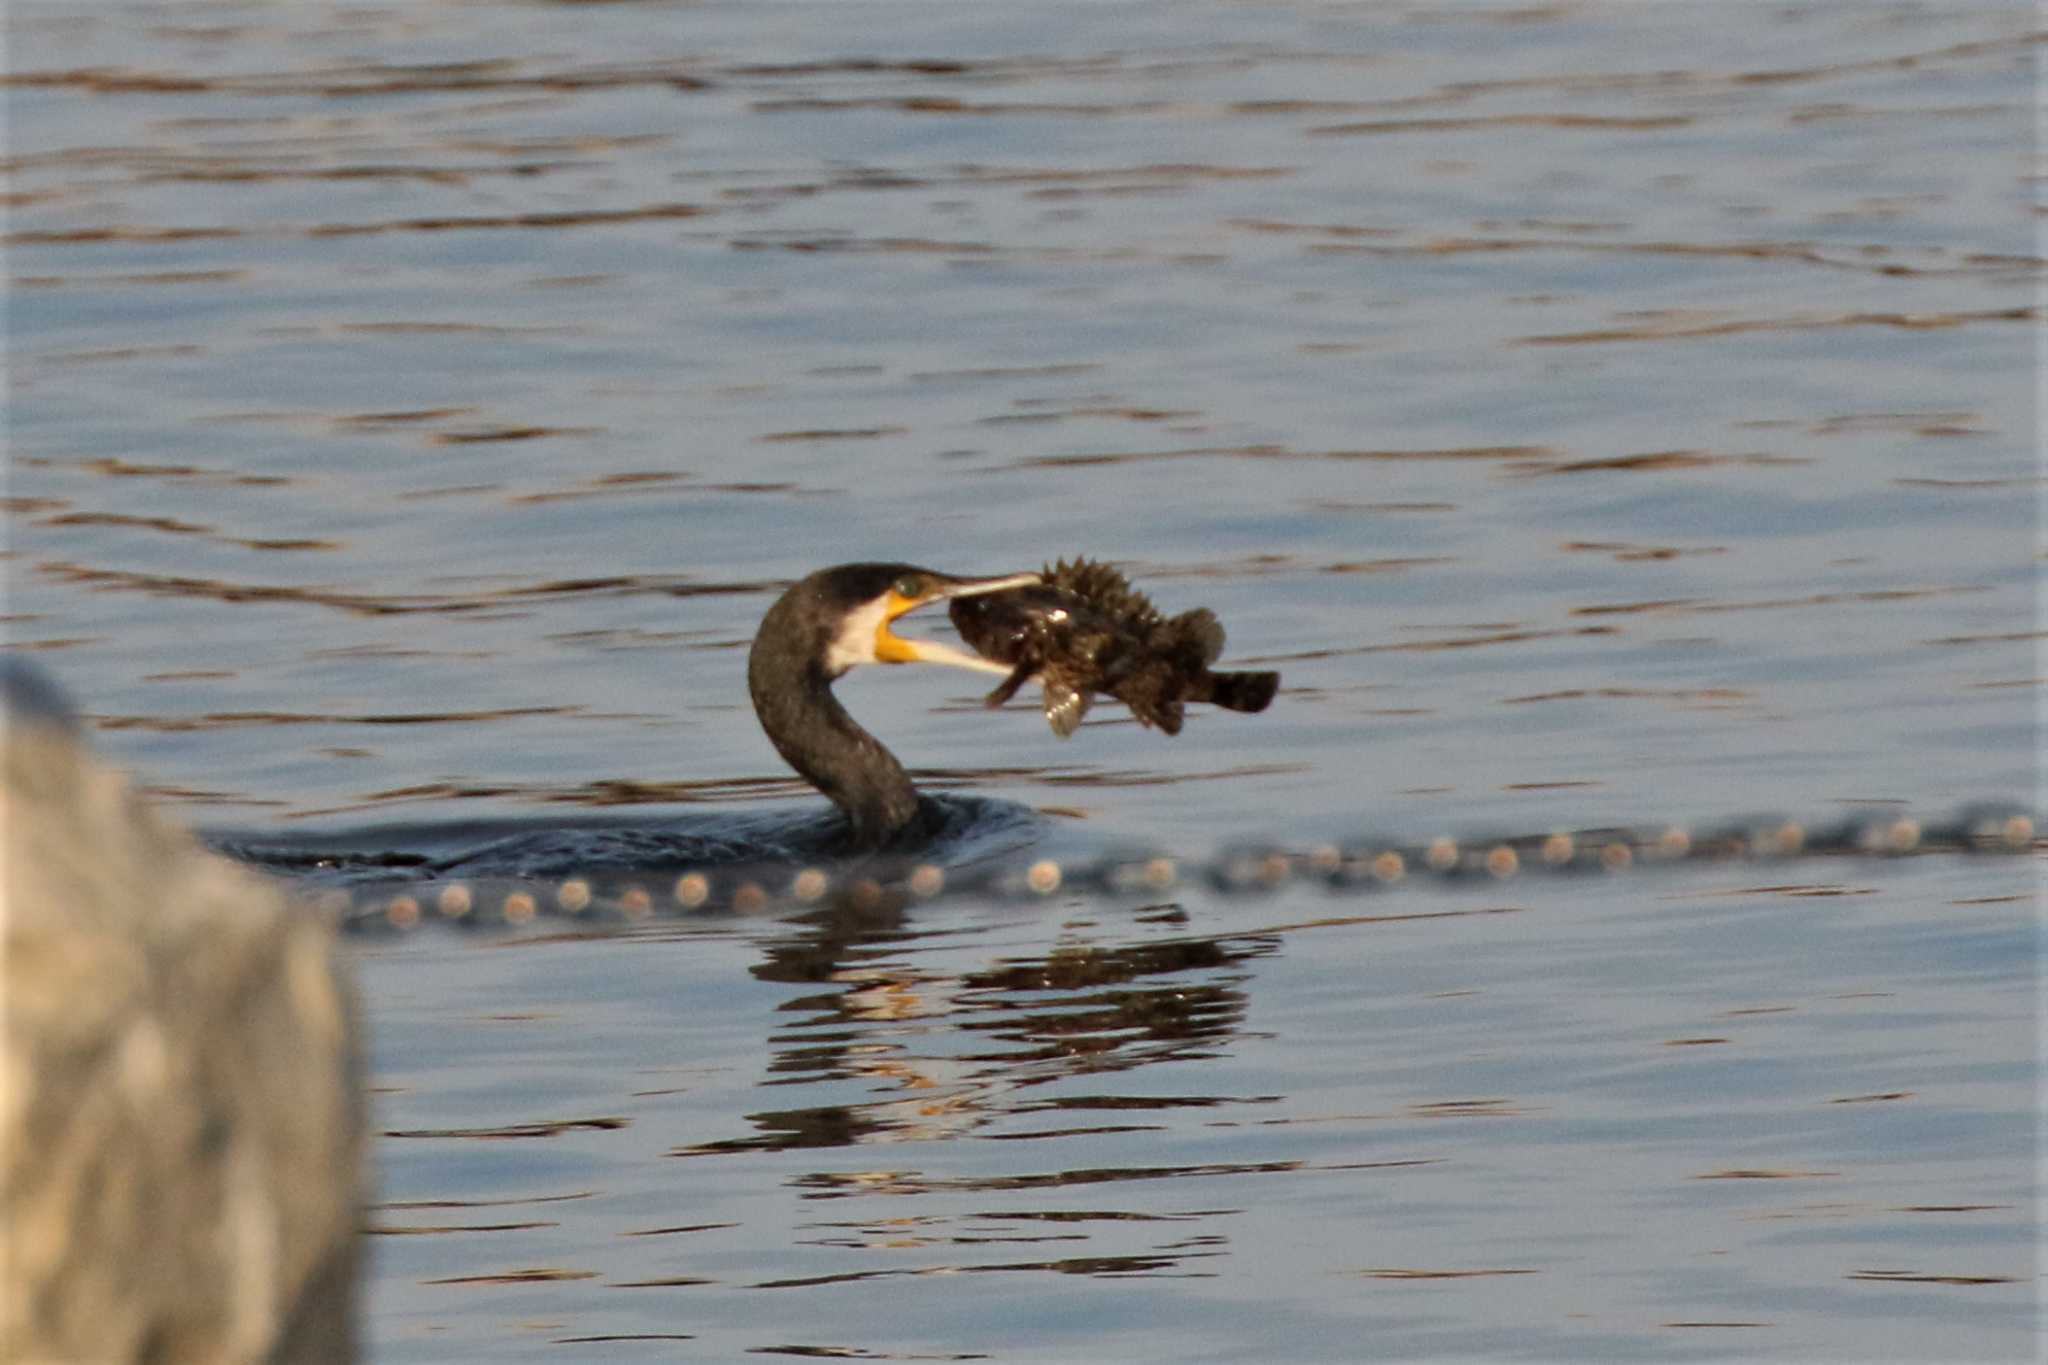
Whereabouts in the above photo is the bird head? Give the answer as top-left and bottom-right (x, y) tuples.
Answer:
(812, 564), (1039, 677)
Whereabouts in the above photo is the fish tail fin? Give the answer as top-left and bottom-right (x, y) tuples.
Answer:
(1190, 670), (1279, 714)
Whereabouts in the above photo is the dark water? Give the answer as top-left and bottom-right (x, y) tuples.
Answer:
(6, 1), (2039, 1359)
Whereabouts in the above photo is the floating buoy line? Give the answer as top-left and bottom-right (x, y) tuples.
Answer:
(323, 804), (2037, 937)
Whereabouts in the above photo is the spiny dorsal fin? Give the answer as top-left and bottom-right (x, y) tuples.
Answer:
(1044, 556), (1164, 633)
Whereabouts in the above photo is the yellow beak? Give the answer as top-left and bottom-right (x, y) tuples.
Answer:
(875, 570), (1039, 673)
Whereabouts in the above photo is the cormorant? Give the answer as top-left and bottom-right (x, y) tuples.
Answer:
(215, 558), (1274, 889)
(748, 562), (1038, 849)
(947, 556), (1279, 737)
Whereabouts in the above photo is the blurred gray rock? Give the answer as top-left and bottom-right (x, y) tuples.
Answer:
(2, 663), (365, 1364)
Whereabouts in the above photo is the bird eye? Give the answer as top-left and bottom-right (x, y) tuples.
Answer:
(893, 573), (925, 600)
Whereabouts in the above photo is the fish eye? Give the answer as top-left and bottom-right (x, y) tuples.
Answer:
(892, 573), (925, 599)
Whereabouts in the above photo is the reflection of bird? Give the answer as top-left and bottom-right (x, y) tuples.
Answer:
(748, 563), (1038, 849)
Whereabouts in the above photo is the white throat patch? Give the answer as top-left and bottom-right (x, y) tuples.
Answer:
(822, 594), (896, 675)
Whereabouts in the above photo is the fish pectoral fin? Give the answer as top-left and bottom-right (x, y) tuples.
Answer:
(1044, 681), (1091, 739)
(982, 662), (1035, 709)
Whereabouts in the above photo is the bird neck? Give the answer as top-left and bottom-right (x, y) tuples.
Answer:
(751, 660), (923, 850)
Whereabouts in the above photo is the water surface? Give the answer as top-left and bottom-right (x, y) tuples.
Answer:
(6, 1), (2039, 1359)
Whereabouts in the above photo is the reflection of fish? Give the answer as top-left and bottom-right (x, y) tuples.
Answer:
(948, 557), (1280, 737)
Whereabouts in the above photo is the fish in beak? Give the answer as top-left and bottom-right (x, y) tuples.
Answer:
(873, 569), (1041, 674)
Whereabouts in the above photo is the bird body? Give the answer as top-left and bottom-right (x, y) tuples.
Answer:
(747, 563), (1035, 849)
